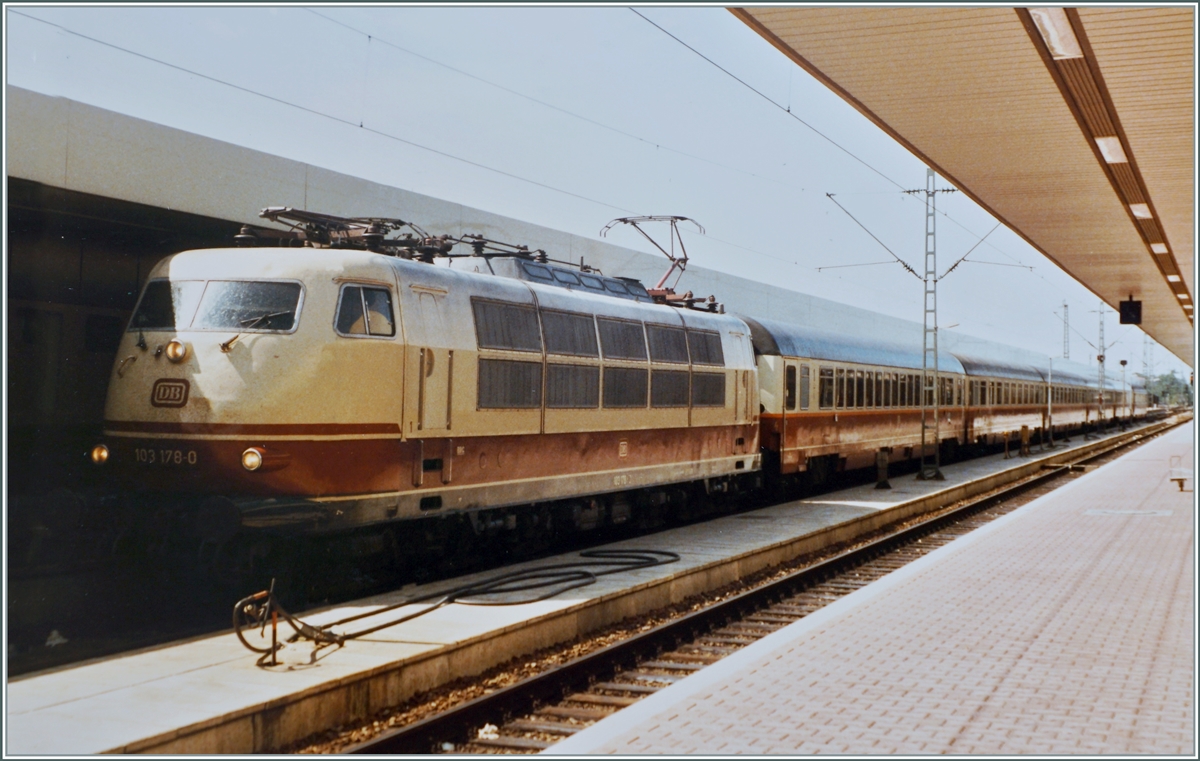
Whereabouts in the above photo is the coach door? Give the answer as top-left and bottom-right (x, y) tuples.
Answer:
(416, 291), (451, 432)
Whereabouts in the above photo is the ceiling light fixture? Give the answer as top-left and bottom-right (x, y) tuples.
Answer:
(1151, 243), (1169, 254)
(1029, 8), (1083, 59)
(1129, 203), (1152, 219)
(1094, 136), (1128, 164)
(1177, 293), (1190, 300)
(1167, 275), (1182, 283)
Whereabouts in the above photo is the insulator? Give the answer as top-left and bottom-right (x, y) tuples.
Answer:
(234, 226), (258, 247)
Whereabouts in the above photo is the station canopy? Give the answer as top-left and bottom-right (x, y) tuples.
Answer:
(733, 6), (1195, 365)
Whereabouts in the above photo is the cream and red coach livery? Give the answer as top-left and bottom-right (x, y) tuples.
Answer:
(99, 244), (758, 535)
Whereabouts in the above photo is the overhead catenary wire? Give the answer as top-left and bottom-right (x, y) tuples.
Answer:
(631, 8), (906, 192)
(939, 222), (1003, 279)
(306, 9), (808, 195)
(824, 194), (920, 279)
(10, 10), (640, 217)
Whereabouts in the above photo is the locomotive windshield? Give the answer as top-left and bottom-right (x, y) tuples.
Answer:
(129, 280), (205, 330)
(129, 279), (302, 332)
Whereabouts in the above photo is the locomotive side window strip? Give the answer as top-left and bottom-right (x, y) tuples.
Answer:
(478, 359), (542, 408)
(579, 274), (605, 290)
(598, 318), (647, 361)
(522, 263), (554, 282)
(688, 330), (725, 366)
(335, 285), (395, 337)
(691, 372), (725, 407)
(546, 364), (600, 408)
(542, 310), (599, 357)
(623, 281), (651, 298)
(819, 367), (834, 409)
(472, 299), (542, 352)
(651, 370), (690, 408)
(603, 367), (648, 408)
(647, 325), (689, 364)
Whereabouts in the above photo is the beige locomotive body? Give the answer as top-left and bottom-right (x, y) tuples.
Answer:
(101, 247), (758, 534)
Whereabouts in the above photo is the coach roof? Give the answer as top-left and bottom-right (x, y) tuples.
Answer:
(741, 316), (965, 374)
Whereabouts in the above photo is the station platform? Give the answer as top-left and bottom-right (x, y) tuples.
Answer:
(4, 419), (1178, 754)
(551, 422), (1196, 755)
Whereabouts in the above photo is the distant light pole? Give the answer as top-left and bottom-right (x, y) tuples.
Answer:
(1120, 359), (1128, 424)
(1047, 356), (1054, 448)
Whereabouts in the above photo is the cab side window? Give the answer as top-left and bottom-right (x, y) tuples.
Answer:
(336, 285), (395, 337)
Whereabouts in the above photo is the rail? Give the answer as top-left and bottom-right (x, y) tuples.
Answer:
(346, 416), (1183, 753)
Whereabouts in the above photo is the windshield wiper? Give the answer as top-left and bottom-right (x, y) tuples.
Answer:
(222, 311), (292, 353)
(239, 310), (291, 329)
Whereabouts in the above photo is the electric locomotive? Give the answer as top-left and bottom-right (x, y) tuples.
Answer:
(93, 210), (759, 550)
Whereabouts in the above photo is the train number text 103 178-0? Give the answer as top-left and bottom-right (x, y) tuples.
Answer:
(134, 448), (198, 466)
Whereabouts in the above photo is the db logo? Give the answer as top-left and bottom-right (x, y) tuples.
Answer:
(151, 379), (190, 408)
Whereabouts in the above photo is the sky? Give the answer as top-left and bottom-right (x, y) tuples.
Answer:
(4, 4), (1189, 381)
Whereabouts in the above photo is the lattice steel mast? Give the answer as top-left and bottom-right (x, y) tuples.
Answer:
(904, 168), (955, 480)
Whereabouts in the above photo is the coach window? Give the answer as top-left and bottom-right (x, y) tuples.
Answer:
(547, 364), (599, 408)
(604, 367), (648, 407)
(863, 371), (873, 408)
(579, 274), (605, 291)
(691, 372), (725, 407)
(687, 330), (725, 366)
(552, 270), (581, 286)
(542, 310), (598, 357)
(651, 370), (690, 408)
(603, 280), (631, 296)
(884, 373), (893, 407)
(478, 359), (543, 408)
(785, 365), (797, 411)
(598, 318), (647, 360)
(800, 365), (811, 410)
(835, 368), (846, 409)
(647, 325), (689, 364)
(472, 299), (542, 352)
(819, 367), (834, 409)
(336, 285), (395, 337)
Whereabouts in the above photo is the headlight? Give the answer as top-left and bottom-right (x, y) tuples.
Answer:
(90, 444), (109, 464)
(165, 339), (188, 363)
(241, 448), (264, 471)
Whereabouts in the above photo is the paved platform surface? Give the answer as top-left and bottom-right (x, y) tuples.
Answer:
(552, 423), (1196, 755)
(3, 421), (1171, 754)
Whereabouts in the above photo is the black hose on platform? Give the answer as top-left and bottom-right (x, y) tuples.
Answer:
(232, 549), (680, 661)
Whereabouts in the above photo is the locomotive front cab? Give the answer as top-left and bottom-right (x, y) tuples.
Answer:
(96, 248), (406, 513)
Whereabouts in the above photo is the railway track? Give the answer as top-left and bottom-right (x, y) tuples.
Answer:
(346, 418), (1182, 754)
